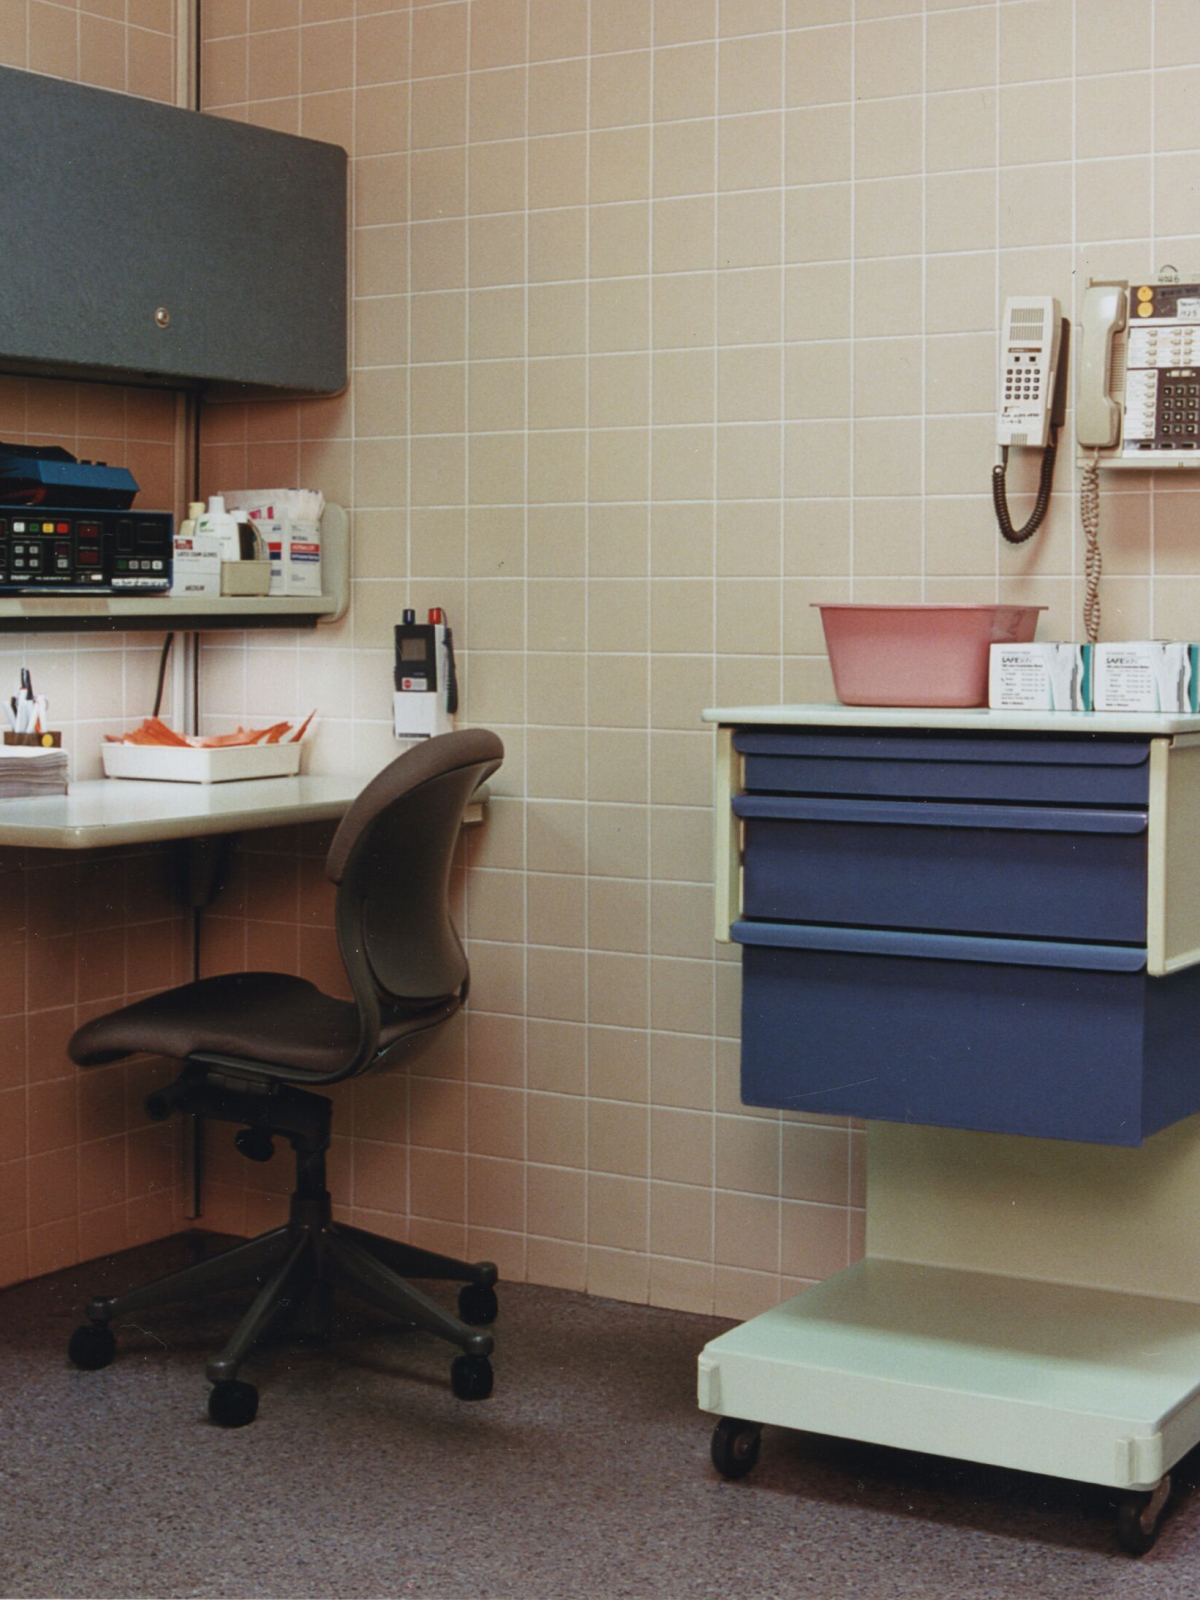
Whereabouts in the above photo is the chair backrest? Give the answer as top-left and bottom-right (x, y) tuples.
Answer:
(326, 730), (503, 1054)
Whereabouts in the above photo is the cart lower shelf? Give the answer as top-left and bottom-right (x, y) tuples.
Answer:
(699, 1258), (1200, 1492)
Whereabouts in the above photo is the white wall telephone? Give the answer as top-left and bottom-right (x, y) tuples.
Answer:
(1078, 277), (1200, 465)
(992, 297), (1069, 545)
(1073, 275), (1200, 640)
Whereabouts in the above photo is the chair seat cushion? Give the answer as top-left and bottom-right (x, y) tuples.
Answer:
(70, 972), (364, 1075)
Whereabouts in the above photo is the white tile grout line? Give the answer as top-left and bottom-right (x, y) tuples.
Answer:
(849, 9), (856, 602)
(928, 1), (934, 611)
(577, 0), (596, 1277)
(645, 0), (656, 1287)
(204, 34), (1190, 103)
(846, 0), (860, 1271)
(1148, 0), (1157, 639)
(709, 0), (721, 1308)
(402, 0), (414, 1236)
(992, 0), (1000, 607)
(514, 1), (532, 1276)
(1070, 0), (1077, 633)
(772, 0), (785, 1298)
(461, 0), (473, 1245)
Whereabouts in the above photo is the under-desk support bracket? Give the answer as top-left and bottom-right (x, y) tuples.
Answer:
(179, 831), (231, 1221)
(184, 834), (231, 911)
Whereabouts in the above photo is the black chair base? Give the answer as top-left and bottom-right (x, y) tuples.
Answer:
(67, 1078), (498, 1426)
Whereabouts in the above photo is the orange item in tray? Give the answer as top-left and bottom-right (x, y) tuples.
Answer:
(106, 715), (315, 747)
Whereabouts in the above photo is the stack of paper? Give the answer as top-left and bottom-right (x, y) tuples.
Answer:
(0, 746), (68, 798)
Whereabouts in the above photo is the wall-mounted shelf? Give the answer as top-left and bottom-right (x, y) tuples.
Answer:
(0, 506), (349, 634)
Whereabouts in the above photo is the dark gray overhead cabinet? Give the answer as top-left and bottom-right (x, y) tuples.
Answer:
(0, 67), (347, 395)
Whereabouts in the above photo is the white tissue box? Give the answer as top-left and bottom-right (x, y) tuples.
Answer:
(989, 643), (1089, 711)
(1092, 642), (1199, 713)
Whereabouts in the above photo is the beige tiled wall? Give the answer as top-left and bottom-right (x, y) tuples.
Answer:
(195, 0), (1200, 1322)
(0, 0), (187, 1291)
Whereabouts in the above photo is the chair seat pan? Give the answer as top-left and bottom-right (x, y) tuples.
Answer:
(69, 972), (415, 1076)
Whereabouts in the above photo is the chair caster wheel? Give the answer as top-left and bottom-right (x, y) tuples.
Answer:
(68, 1323), (115, 1371)
(208, 1380), (259, 1429)
(1117, 1474), (1172, 1555)
(451, 1353), (493, 1401)
(458, 1282), (498, 1326)
(711, 1416), (762, 1480)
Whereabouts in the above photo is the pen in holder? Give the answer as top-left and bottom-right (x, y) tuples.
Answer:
(6, 669), (55, 745)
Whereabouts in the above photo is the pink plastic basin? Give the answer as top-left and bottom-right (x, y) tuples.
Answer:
(814, 604), (1046, 708)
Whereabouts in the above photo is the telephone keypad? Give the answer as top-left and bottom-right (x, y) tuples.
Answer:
(1157, 369), (1200, 443)
(1002, 353), (1043, 413)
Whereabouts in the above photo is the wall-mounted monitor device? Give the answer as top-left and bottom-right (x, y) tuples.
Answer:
(0, 66), (347, 396)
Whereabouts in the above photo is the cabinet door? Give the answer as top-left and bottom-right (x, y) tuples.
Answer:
(0, 67), (346, 395)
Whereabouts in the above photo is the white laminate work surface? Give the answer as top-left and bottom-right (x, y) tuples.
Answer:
(0, 776), (489, 849)
(702, 703), (1200, 735)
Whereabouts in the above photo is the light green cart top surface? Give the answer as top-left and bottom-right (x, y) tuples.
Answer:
(707, 1259), (1200, 1425)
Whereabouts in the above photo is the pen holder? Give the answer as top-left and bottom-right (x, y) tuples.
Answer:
(5, 731), (61, 748)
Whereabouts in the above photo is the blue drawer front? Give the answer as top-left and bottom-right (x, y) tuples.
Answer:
(734, 923), (1200, 1145)
(735, 730), (1151, 806)
(735, 795), (1147, 945)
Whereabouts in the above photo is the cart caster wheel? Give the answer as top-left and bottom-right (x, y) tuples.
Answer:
(1117, 1474), (1172, 1556)
(711, 1416), (762, 1480)
(208, 1380), (259, 1429)
(458, 1282), (499, 1326)
(451, 1353), (493, 1401)
(68, 1322), (115, 1371)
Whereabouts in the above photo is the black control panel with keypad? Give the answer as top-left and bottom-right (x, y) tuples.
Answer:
(0, 508), (173, 592)
(1156, 370), (1200, 443)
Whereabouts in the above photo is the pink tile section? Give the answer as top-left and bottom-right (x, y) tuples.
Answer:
(0, 843), (190, 1291)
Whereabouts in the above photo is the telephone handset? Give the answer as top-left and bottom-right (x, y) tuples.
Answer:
(992, 297), (1070, 545)
(1076, 282), (1126, 450)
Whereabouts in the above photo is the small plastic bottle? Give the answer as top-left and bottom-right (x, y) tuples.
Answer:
(195, 495), (243, 562)
(177, 500), (206, 544)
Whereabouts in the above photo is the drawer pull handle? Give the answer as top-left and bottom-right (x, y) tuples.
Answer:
(732, 795), (1148, 836)
(731, 919), (1148, 973)
(732, 731), (1151, 769)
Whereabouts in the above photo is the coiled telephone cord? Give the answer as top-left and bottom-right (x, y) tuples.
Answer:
(1080, 453), (1102, 644)
(991, 434), (1058, 545)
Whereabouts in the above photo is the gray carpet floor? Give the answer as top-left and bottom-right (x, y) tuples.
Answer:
(2, 1234), (1200, 1599)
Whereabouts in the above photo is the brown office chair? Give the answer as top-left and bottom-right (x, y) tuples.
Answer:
(66, 728), (504, 1428)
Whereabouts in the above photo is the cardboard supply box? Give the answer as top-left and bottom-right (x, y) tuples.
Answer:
(171, 529), (221, 596)
(219, 488), (323, 597)
(1092, 642), (1200, 713)
(989, 643), (1090, 711)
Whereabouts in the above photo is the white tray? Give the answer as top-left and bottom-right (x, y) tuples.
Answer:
(101, 741), (304, 784)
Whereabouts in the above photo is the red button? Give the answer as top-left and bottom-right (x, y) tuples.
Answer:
(56, 522), (68, 533)
(78, 550), (100, 566)
(78, 523), (99, 539)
